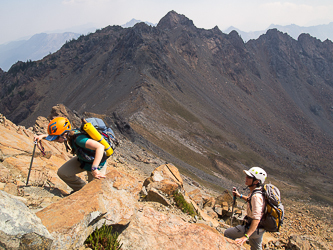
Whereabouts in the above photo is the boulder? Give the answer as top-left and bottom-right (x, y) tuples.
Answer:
(156, 164), (180, 182)
(147, 179), (179, 196)
(46, 104), (82, 129)
(232, 210), (247, 226)
(226, 207), (233, 217)
(203, 206), (218, 220)
(0, 190), (53, 249)
(214, 204), (223, 216)
(146, 187), (171, 206)
(262, 233), (280, 249)
(234, 208), (242, 215)
(216, 190), (234, 207)
(203, 196), (216, 208)
(188, 197), (220, 228)
(188, 188), (204, 209)
(3, 182), (18, 196)
(36, 168), (141, 250)
(144, 163), (183, 187)
(222, 201), (229, 216)
(119, 206), (244, 250)
(143, 164), (184, 204)
(33, 116), (49, 135)
(287, 235), (311, 250)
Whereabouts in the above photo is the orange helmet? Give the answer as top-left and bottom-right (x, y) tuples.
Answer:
(46, 117), (71, 141)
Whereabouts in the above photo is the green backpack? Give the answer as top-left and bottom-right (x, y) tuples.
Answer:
(66, 117), (118, 164)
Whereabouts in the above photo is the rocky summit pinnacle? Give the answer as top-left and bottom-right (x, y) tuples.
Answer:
(157, 10), (195, 30)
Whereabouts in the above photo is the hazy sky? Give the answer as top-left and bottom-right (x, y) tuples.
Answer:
(1, 0), (333, 45)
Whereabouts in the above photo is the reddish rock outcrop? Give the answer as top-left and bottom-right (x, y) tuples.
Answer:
(119, 206), (244, 250)
(216, 190), (234, 208)
(143, 163), (184, 203)
(0, 114), (72, 191)
(188, 188), (204, 209)
(36, 168), (141, 249)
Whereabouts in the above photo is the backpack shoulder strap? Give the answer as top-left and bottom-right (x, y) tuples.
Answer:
(66, 129), (85, 153)
(248, 187), (264, 211)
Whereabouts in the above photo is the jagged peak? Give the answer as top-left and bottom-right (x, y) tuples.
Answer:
(211, 26), (221, 33)
(227, 30), (245, 44)
(298, 32), (321, 43)
(256, 28), (294, 43)
(157, 10), (195, 30)
(228, 30), (241, 38)
(211, 26), (224, 36)
(132, 21), (152, 32)
(266, 28), (293, 40)
(133, 21), (151, 29)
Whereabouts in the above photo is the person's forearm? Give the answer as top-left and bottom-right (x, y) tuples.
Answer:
(90, 144), (106, 179)
(236, 193), (248, 201)
(34, 134), (48, 141)
(234, 219), (260, 246)
(91, 146), (104, 168)
(246, 219), (260, 237)
(85, 139), (105, 169)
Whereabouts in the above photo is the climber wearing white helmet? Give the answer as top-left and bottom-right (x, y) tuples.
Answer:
(224, 166), (267, 250)
(244, 166), (267, 187)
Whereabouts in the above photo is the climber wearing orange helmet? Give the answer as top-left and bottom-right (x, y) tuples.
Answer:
(45, 117), (72, 141)
(34, 117), (106, 193)
(224, 167), (267, 250)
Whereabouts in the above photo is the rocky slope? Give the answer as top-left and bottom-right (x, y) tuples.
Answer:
(0, 110), (332, 249)
(0, 11), (333, 204)
(0, 111), (241, 249)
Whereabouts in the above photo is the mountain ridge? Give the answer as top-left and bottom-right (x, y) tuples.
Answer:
(224, 22), (333, 42)
(0, 11), (332, 203)
(1, 17), (332, 71)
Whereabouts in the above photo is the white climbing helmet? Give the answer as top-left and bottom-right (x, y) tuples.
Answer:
(244, 166), (267, 184)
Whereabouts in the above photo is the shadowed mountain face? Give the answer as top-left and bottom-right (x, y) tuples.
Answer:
(1, 11), (333, 202)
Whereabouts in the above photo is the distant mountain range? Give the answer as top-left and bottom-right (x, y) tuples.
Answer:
(224, 22), (333, 42)
(0, 32), (80, 71)
(121, 18), (156, 28)
(0, 19), (156, 72)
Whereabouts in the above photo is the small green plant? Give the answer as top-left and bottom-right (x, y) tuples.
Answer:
(173, 190), (197, 217)
(85, 223), (122, 250)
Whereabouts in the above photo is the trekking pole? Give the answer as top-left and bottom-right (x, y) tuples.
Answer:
(230, 188), (237, 226)
(26, 140), (37, 186)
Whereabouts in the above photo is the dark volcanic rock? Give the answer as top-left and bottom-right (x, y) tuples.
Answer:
(157, 10), (195, 30)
